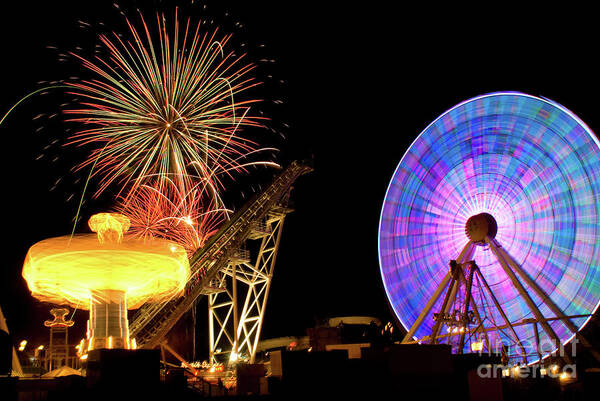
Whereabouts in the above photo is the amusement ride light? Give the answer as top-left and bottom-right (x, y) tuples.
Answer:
(379, 92), (600, 363)
(22, 213), (190, 351)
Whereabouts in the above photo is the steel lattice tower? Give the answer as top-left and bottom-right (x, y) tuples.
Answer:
(129, 161), (312, 363)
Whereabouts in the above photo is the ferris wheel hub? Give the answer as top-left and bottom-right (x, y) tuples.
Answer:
(465, 213), (497, 245)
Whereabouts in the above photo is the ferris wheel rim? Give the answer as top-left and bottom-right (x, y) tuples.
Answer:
(378, 91), (600, 360)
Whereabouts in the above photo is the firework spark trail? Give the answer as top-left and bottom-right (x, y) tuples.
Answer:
(117, 177), (229, 256)
(65, 10), (278, 205)
(0, 85), (69, 126)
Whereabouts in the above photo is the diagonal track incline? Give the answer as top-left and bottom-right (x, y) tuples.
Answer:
(129, 161), (312, 349)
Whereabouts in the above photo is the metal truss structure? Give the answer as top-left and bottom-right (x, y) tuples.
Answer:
(208, 213), (286, 363)
(129, 161), (312, 362)
(401, 213), (600, 365)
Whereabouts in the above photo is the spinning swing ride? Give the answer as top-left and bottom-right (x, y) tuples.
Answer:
(378, 92), (600, 365)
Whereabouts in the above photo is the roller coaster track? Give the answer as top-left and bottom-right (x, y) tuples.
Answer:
(129, 161), (312, 349)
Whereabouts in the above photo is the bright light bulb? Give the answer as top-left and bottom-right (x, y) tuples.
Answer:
(471, 340), (483, 352)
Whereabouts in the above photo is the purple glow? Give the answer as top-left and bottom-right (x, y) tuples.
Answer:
(379, 92), (600, 363)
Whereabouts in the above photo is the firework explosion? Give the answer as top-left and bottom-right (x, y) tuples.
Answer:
(117, 178), (228, 256)
(61, 10), (279, 254)
(65, 10), (277, 205)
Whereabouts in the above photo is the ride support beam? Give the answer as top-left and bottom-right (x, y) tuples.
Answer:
(474, 268), (527, 363)
(486, 236), (572, 364)
(456, 263), (491, 355)
(458, 263), (476, 352)
(408, 314), (591, 344)
(422, 241), (475, 344)
(494, 243), (600, 364)
(430, 277), (458, 345)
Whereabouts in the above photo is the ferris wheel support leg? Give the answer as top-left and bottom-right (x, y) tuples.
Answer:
(432, 241), (475, 343)
(458, 264), (476, 352)
(493, 243), (600, 364)
(401, 271), (451, 343)
(474, 268), (528, 363)
(486, 236), (572, 364)
(467, 301), (493, 354)
(457, 264), (492, 355)
(402, 242), (474, 343)
(470, 301), (490, 352)
(430, 278), (459, 344)
(431, 243), (475, 344)
(532, 321), (543, 365)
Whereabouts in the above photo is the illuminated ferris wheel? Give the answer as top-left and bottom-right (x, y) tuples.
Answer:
(378, 92), (600, 365)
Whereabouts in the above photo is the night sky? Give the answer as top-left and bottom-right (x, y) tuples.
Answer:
(1, 1), (599, 359)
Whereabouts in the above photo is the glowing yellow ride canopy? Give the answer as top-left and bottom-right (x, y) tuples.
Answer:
(22, 213), (190, 351)
(22, 213), (190, 309)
